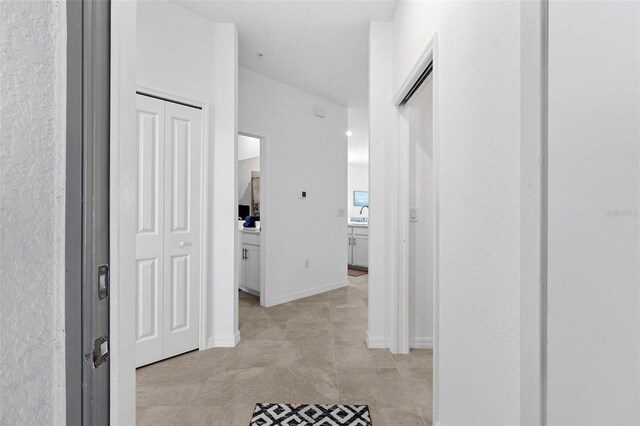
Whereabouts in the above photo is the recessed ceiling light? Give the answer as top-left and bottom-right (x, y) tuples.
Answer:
(346, 129), (353, 137)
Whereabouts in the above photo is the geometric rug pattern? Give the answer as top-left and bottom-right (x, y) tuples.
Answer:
(251, 403), (372, 426)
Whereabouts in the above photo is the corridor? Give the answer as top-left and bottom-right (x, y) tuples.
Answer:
(136, 274), (433, 425)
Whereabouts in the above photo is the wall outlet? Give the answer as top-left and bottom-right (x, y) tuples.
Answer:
(337, 208), (346, 218)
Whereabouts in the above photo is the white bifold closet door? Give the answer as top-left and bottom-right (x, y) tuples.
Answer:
(135, 94), (202, 367)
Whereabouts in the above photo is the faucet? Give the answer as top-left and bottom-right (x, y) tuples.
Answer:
(359, 205), (369, 215)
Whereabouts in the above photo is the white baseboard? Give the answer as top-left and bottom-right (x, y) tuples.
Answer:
(238, 285), (259, 297)
(410, 337), (433, 349)
(266, 280), (347, 307)
(360, 334), (433, 349)
(208, 330), (241, 348)
(367, 332), (388, 349)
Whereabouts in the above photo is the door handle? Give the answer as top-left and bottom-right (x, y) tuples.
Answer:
(179, 241), (191, 247)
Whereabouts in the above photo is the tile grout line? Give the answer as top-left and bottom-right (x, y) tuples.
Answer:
(282, 301), (292, 339)
(390, 353), (428, 425)
(327, 290), (341, 404)
(142, 279), (423, 424)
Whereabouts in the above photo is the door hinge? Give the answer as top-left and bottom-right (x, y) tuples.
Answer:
(92, 335), (109, 368)
(98, 264), (109, 300)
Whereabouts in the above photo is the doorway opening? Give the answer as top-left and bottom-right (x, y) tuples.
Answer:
(237, 133), (266, 314)
(401, 76), (435, 351)
(347, 166), (369, 275)
(393, 34), (439, 419)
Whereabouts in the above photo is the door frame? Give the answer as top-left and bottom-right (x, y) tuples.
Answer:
(66, 0), (111, 423)
(238, 131), (268, 307)
(391, 32), (440, 418)
(135, 86), (211, 354)
(109, 2), (138, 424)
(520, 0), (548, 424)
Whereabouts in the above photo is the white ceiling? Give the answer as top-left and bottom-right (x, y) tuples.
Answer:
(174, 0), (393, 166)
(175, 0), (397, 107)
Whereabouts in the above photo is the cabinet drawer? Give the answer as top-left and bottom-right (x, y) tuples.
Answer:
(241, 232), (260, 246)
(352, 227), (369, 237)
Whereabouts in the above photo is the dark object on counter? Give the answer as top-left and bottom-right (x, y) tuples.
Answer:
(238, 204), (250, 220)
(243, 215), (260, 228)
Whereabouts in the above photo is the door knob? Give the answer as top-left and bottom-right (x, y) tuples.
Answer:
(179, 241), (190, 247)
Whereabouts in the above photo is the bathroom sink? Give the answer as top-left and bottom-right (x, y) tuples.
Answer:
(349, 217), (368, 223)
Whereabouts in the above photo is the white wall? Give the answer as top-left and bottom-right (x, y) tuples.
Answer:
(370, 1), (521, 423)
(347, 163), (369, 218)
(346, 78), (370, 219)
(238, 156), (260, 208)
(406, 79), (434, 348)
(239, 67), (348, 306)
(547, 2), (640, 424)
(238, 134), (260, 161)
(367, 22), (395, 349)
(347, 102), (369, 165)
(0, 1), (67, 424)
(137, 1), (239, 346)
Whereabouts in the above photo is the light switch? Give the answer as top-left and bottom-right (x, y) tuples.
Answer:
(337, 209), (346, 218)
(409, 207), (419, 222)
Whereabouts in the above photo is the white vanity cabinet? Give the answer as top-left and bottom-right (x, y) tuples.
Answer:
(239, 231), (260, 295)
(347, 231), (353, 265)
(347, 225), (368, 269)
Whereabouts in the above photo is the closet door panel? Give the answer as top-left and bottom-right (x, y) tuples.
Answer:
(162, 102), (202, 359)
(135, 94), (165, 367)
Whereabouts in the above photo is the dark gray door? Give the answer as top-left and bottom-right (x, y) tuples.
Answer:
(66, 0), (111, 424)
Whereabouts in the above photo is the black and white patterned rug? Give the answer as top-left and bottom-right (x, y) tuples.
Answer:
(251, 403), (372, 426)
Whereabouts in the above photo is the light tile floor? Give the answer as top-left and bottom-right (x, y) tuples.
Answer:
(137, 274), (433, 425)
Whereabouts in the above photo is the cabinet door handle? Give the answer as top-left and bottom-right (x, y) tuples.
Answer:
(245, 248), (248, 260)
(353, 238), (356, 246)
